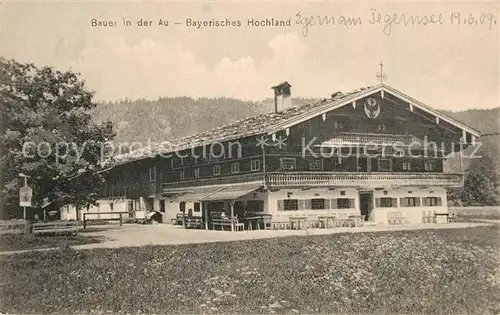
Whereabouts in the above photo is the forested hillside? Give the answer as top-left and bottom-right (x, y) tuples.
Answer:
(91, 97), (317, 144)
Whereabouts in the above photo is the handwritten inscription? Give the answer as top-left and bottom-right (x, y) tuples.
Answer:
(296, 12), (362, 37)
(368, 9), (444, 35)
(295, 9), (497, 36)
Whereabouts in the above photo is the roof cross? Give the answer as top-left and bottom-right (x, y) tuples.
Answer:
(376, 61), (387, 84)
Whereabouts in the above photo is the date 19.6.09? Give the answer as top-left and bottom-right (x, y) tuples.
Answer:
(450, 12), (497, 30)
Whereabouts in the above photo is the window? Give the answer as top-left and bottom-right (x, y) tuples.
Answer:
(246, 200), (264, 212)
(109, 203), (114, 211)
(377, 124), (387, 132)
(179, 169), (185, 180)
(251, 160), (260, 171)
(231, 162), (240, 174)
(311, 199), (326, 210)
(194, 202), (201, 212)
(378, 159), (392, 171)
(213, 165), (221, 176)
(400, 197), (420, 207)
(424, 161), (435, 171)
(309, 159), (322, 170)
(159, 200), (165, 212)
(422, 197), (442, 206)
(179, 202), (186, 213)
(334, 121), (344, 130)
(283, 199), (298, 211)
(280, 158), (296, 170)
(402, 161), (412, 171)
(149, 166), (157, 182)
(194, 168), (200, 178)
(337, 198), (354, 209)
(379, 197), (396, 207)
(340, 190), (346, 196)
(210, 144), (224, 161)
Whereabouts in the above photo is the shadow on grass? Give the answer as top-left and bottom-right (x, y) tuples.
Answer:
(0, 234), (105, 252)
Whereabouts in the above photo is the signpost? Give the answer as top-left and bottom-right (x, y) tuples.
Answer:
(19, 174), (32, 220)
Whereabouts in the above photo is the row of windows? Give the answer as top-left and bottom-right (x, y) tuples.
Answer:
(278, 198), (356, 211)
(281, 158), (436, 172)
(179, 201), (201, 214)
(149, 160), (261, 182)
(334, 121), (388, 132)
(277, 196), (443, 211)
(149, 158), (437, 182)
(377, 197), (442, 208)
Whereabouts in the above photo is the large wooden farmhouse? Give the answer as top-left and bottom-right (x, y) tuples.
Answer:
(64, 82), (480, 227)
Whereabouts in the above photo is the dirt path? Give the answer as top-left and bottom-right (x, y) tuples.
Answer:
(0, 222), (493, 255)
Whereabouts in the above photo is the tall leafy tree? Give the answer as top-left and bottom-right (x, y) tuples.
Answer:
(461, 155), (499, 206)
(0, 58), (115, 219)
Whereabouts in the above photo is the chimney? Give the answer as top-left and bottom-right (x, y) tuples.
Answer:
(271, 81), (292, 113)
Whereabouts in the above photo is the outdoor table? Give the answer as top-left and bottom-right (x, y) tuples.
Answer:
(289, 216), (307, 230)
(317, 215), (336, 228)
(241, 216), (269, 230)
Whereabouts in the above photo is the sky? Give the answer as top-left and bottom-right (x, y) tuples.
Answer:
(1, 1), (499, 111)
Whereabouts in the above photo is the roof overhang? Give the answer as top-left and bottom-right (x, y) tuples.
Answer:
(268, 84), (481, 139)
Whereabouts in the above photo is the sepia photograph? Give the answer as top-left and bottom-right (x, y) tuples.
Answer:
(0, 1), (499, 314)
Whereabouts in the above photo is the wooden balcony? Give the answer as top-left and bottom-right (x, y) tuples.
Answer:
(163, 173), (266, 193)
(266, 172), (463, 188)
(163, 171), (463, 193)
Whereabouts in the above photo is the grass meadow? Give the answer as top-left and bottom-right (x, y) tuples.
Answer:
(1, 224), (499, 314)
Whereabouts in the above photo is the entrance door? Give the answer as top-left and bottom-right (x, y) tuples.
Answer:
(359, 192), (373, 221)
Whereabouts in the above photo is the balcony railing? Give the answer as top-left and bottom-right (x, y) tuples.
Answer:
(266, 172), (463, 188)
(163, 173), (265, 193)
(163, 171), (463, 193)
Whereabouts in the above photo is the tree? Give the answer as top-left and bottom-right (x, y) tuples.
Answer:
(0, 58), (115, 219)
(461, 155), (500, 206)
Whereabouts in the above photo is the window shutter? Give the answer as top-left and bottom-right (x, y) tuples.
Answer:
(298, 200), (305, 210)
(277, 200), (284, 211)
(304, 199), (312, 210)
(391, 198), (397, 207)
(330, 199), (337, 209)
(400, 198), (406, 207)
(422, 197), (428, 206)
(437, 197), (442, 206)
(415, 198), (421, 207)
(324, 199), (330, 209)
(375, 198), (381, 207)
(349, 199), (355, 208)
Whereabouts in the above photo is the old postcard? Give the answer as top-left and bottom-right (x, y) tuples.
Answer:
(1, 1), (499, 314)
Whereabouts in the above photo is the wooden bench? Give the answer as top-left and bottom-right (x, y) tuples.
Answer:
(32, 221), (79, 236)
(334, 214), (351, 227)
(317, 216), (336, 228)
(184, 216), (203, 229)
(171, 213), (185, 225)
(0, 220), (30, 235)
(83, 212), (126, 228)
(271, 220), (290, 230)
(212, 217), (244, 231)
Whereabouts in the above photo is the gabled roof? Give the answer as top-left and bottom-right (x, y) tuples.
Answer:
(109, 84), (480, 166)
